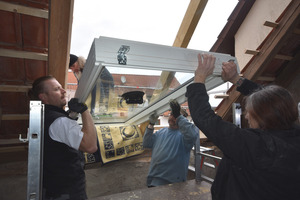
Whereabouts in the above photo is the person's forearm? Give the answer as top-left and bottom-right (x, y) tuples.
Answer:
(194, 75), (206, 83)
(177, 116), (197, 143)
(229, 74), (242, 85)
(143, 127), (154, 148)
(80, 110), (97, 153)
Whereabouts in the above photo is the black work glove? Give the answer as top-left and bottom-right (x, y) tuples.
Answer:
(149, 112), (159, 125)
(169, 99), (181, 118)
(68, 98), (88, 114)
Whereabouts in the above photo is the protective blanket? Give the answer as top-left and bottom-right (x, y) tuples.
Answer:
(85, 125), (144, 164)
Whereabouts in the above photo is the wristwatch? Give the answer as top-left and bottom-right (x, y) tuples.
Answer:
(236, 77), (245, 87)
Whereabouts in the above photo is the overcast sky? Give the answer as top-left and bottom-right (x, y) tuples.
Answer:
(70, 0), (238, 58)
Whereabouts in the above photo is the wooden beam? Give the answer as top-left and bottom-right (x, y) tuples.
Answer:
(215, 1), (300, 119)
(0, 1), (48, 19)
(0, 85), (31, 92)
(173, 0), (208, 48)
(1, 114), (29, 120)
(0, 48), (48, 61)
(48, 0), (74, 88)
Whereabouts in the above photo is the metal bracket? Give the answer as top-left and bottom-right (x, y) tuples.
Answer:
(19, 128), (29, 143)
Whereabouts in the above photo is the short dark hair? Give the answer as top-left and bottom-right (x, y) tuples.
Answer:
(69, 54), (78, 68)
(245, 85), (298, 130)
(29, 76), (55, 100)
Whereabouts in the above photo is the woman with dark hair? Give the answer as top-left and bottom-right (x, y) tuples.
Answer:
(245, 85), (298, 130)
(186, 54), (300, 200)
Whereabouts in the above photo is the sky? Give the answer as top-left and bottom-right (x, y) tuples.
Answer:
(70, 0), (238, 58)
(70, 0), (238, 107)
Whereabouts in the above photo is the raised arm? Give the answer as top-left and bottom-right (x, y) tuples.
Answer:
(68, 98), (97, 153)
(177, 115), (198, 150)
(80, 110), (97, 153)
(222, 60), (261, 95)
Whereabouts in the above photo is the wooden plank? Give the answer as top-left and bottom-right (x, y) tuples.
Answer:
(48, 0), (74, 88)
(0, 48), (48, 61)
(0, 85), (31, 92)
(216, 1), (300, 119)
(1, 114), (29, 120)
(0, 1), (48, 19)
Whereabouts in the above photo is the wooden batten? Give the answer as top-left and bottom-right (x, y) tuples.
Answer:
(0, 85), (31, 92)
(264, 21), (278, 28)
(214, 94), (229, 99)
(0, 49), (48, 61)
(216, 0), (300, 119)
(245, 49), (259, 55)
(1, 114), (29, 120)
(274, 54), (293, 61)
(0, 1), (48, 19)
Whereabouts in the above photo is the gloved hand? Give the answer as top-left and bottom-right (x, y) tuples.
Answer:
(68, 98), (88, 114)
(169, 99), (181, 118)
(149, 112), (159, 125)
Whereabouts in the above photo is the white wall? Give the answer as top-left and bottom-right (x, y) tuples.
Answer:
(235, 0), (291, 70)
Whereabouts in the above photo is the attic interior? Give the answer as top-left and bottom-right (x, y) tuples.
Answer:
(0, 0), (300, 199)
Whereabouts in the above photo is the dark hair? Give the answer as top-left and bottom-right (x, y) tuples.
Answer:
(69, 54), (78, 68)
(245, 85), (298, 130)
(29, 76), (55, 100)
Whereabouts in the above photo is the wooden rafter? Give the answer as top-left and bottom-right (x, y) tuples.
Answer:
(48, 0), (74, 88)
(0, 1), (48, 18)
(215, 0), (300, 119)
